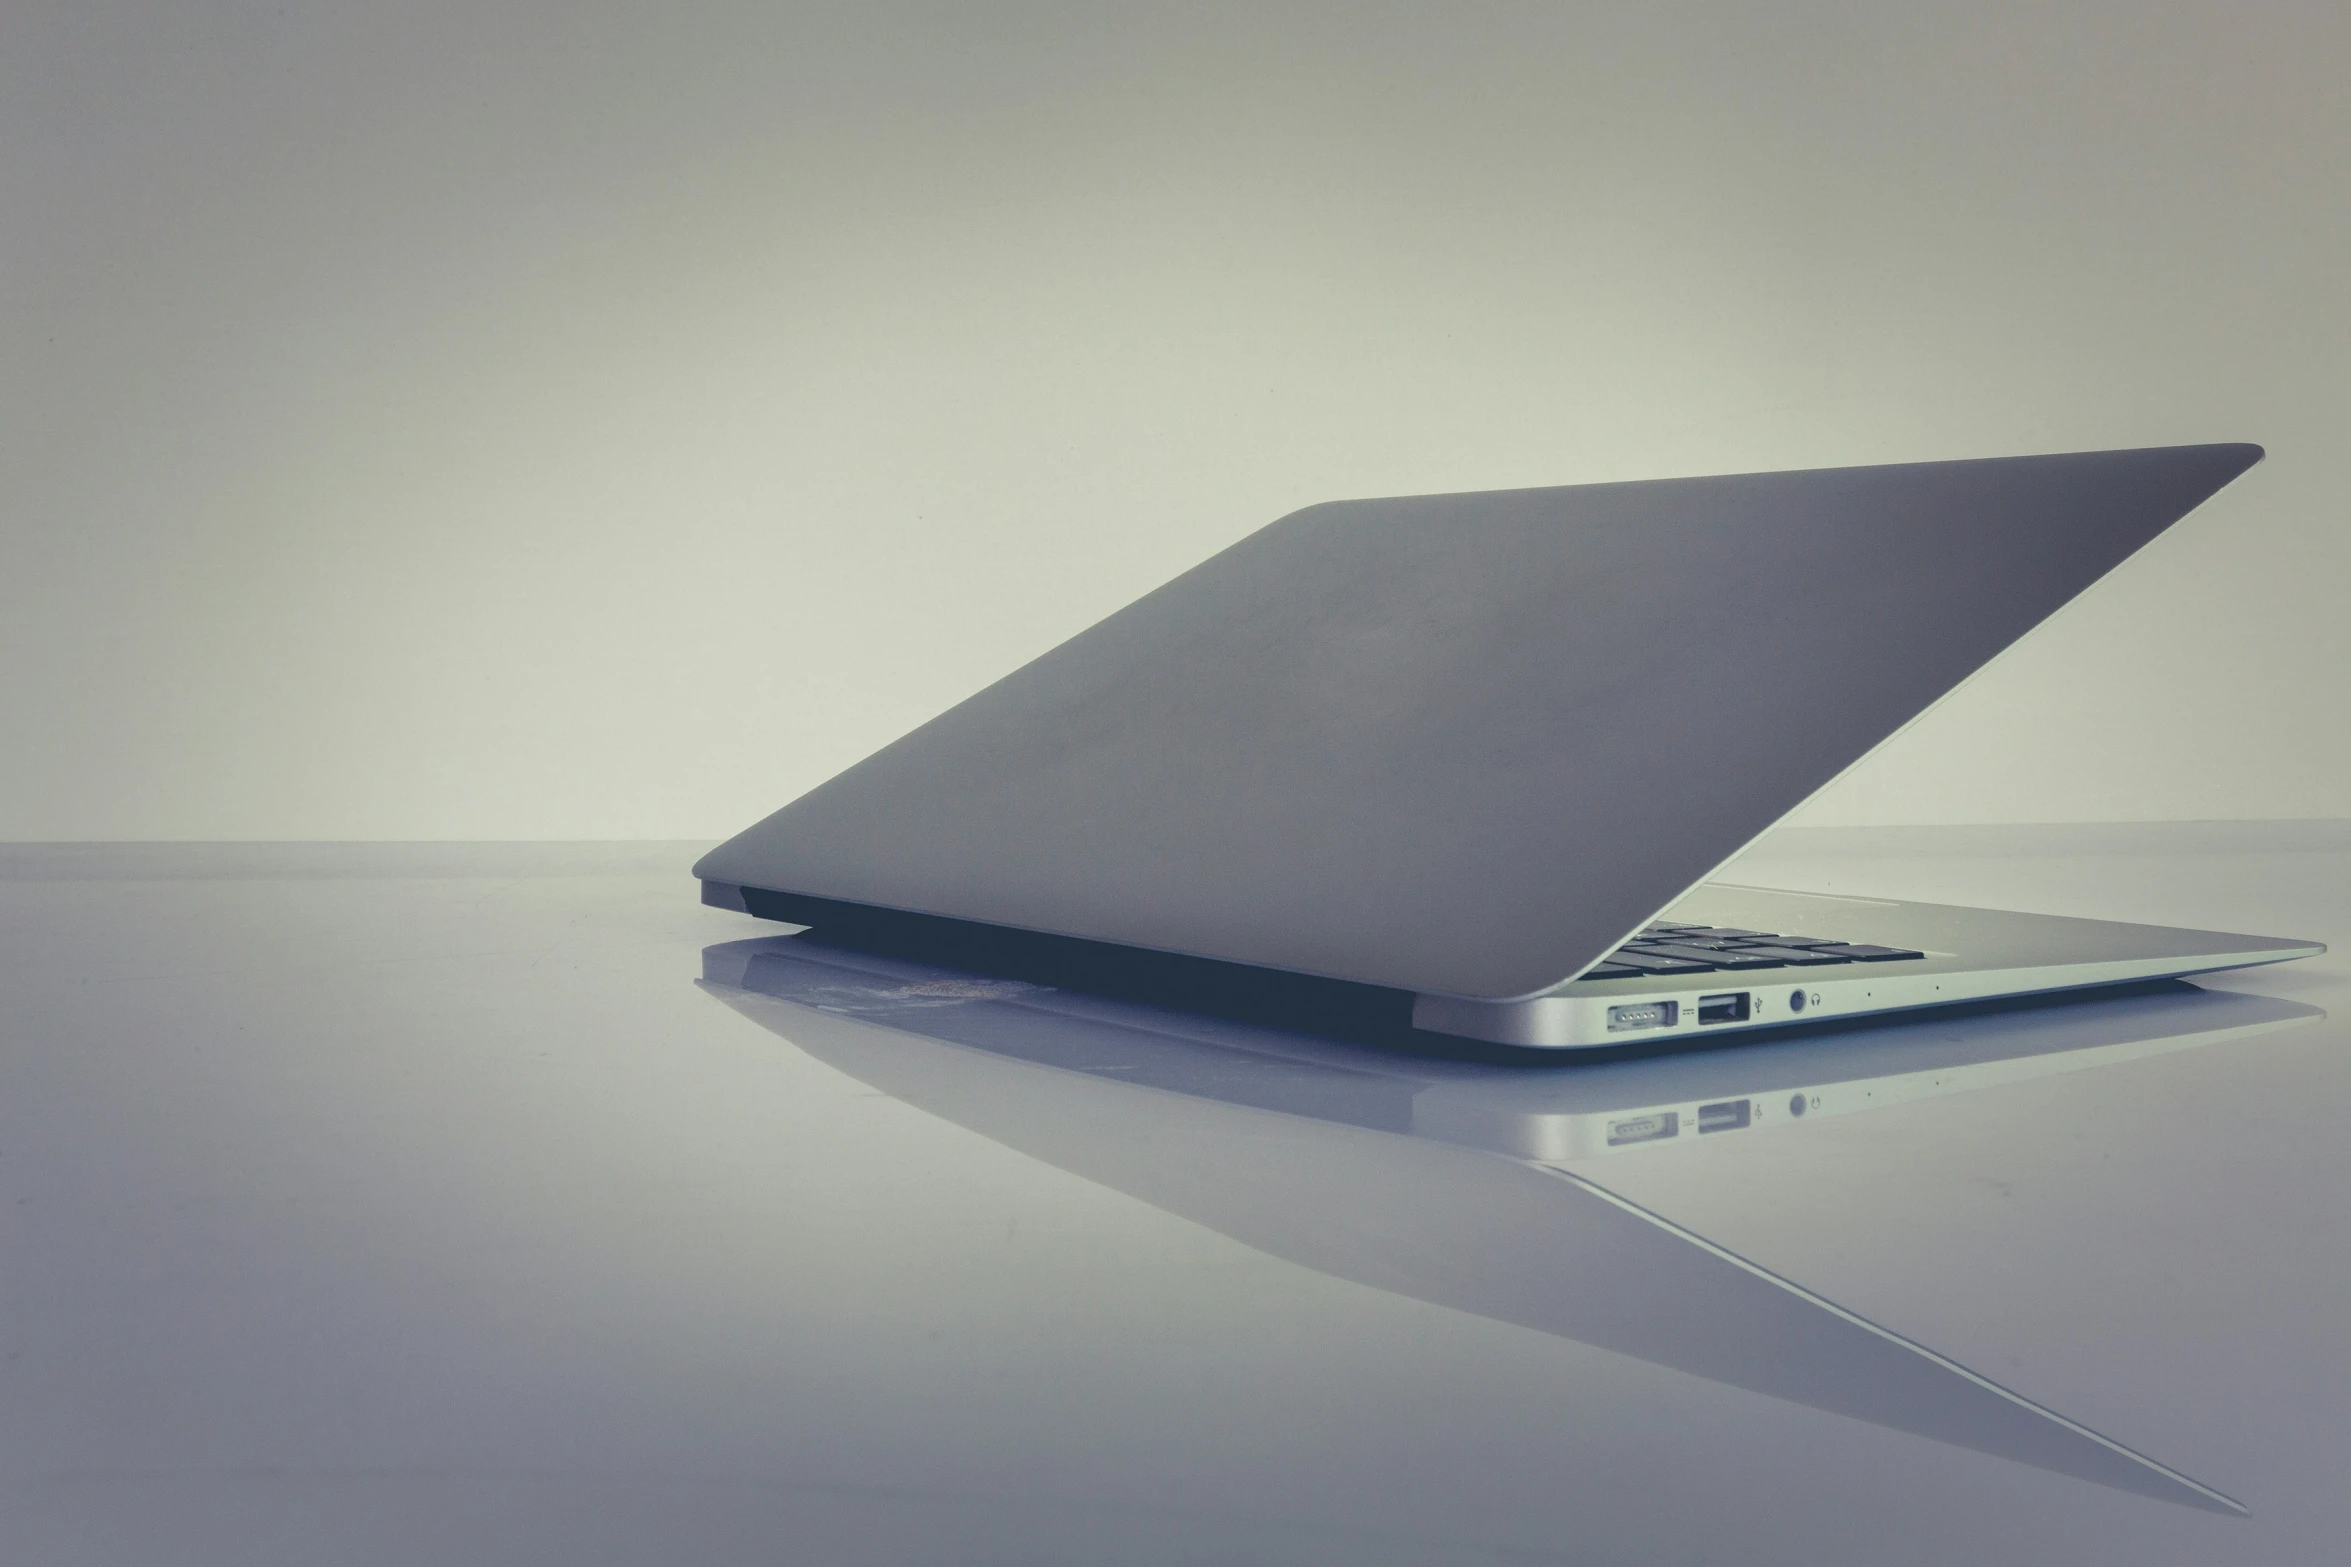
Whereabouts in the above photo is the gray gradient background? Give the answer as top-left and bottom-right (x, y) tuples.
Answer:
(6, 0), (2346, 841)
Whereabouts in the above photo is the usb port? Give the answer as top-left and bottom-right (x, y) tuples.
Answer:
(1697, 1098), (1752, 1133)
(1606, 1000), (1680, 1033)
(1606, 1111), (1680, 1146)
(1697, 992), (1751, 1025)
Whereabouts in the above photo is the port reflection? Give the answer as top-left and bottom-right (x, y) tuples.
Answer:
(702, 936), (2322, 1514)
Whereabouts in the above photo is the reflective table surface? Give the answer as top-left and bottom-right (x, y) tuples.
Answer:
(2, 825), (2345, 1565)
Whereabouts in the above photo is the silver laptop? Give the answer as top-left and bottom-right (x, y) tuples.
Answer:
(697, 444), (2321, 1048)
(702, 933), (2327, 1510)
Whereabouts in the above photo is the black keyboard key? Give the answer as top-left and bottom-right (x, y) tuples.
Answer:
(1579, 964), (1646, 981)
(1639, 943), (1781, 970)
(1601, 952), (1718, 975)
(1730, 945), (1852, 966)
(1810, 944), (1926, 962)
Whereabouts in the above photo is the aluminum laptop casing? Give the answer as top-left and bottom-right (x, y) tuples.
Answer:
(697, 445), (2271, 1019)
(1416, 883), (2319, 1047)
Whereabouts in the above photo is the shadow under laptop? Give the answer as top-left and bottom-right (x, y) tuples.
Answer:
(701, 934), (2324, 1515)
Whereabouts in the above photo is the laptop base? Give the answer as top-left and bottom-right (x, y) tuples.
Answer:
(1415, 885), (2320, 1048)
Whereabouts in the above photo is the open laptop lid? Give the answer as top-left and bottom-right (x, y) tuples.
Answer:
(697, 444), (2261, 1001)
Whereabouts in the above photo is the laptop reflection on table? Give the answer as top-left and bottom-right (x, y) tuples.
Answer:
(702, 935), (2323, 1515)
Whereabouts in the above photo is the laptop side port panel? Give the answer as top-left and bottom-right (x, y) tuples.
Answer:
(1606, 1000), (1680, 1033)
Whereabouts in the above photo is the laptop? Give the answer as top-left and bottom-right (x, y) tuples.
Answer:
(697, 444), (2322, 1048)
(702, 932), (2325, 1509)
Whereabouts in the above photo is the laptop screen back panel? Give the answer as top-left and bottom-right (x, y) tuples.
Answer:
(696, 445), (2260, 1000)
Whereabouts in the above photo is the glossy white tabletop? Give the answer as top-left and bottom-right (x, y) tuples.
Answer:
(2, 825), (2345, 1565)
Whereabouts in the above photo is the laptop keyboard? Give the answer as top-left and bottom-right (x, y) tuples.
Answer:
(1580, 921), (1925, 981)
